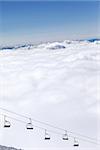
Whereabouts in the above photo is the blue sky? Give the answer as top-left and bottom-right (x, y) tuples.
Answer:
(0, 1), (99, 44)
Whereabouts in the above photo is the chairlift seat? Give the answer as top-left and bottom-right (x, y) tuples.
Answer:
(63, 137), (68, 140)
(27, 127), (33, 130)
(74, 143), (79, 147)
(4, 121), (11, 128)
(73, 138), (79, 147)
(4, 124), (11, 128)
(62, 132), (68, 140)
(45, 137), (50, 140)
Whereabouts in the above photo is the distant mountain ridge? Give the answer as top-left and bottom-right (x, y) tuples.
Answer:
(87, 38), (100, 42)
(0, 44), (33, 50)
(0, 38), (100, 51)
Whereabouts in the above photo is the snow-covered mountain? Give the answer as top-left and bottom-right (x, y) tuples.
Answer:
(0, 39), (100, 150)
(0, 39), (100, 51)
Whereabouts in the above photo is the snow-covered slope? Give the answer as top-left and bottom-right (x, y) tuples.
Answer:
(0, 145), (22, 150)
(0, 40), (100, 150)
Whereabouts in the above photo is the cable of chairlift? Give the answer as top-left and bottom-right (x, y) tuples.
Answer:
(0, 113), (100, 146)
(0, 107), (100, 144)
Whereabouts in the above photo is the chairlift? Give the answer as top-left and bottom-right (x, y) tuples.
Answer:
(62, 130), (68, 140)
(26, 118), (33, 130)
(4, 116), (11, 128)
(44, 129), (50, 140)
(73, 138), (79, 147)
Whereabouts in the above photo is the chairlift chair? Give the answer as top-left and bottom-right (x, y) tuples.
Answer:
(62, 131), (68, 140)
(44, 130), (50, 140)
(4, 116), (11, 128)
(73, 138), (79, 147)
(26, 118), (33, 130)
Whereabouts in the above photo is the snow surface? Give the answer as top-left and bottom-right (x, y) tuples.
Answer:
(0, 40), (100, 150)
(0, 145), (22, 150)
